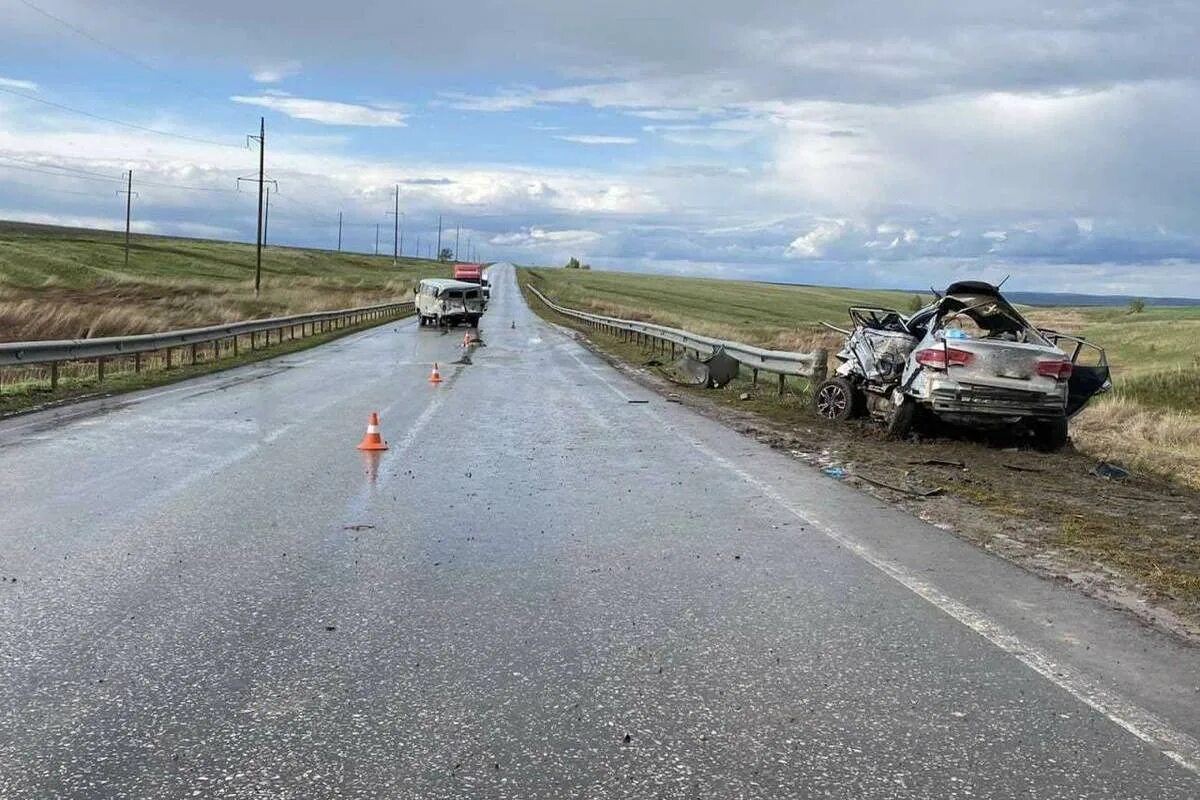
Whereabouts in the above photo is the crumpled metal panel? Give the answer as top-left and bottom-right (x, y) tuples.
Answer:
(663, 347), (741, 388)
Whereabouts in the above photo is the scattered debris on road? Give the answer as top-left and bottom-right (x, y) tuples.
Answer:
(856, 473), (943, 498)
(907, 458), (966, 468)
(1002, 463), (1045, 473)
(342, 524), (375, 531)
(1090, 461), (1131, 481)
(821, 465), (848, 479)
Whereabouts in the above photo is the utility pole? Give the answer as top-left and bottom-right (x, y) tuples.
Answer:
(467, 235), (472, 263)
(375, 223), (380, 256)
(263, 185), (270, 248)
(436, 215), (443, 260)
(415, 235), (420, 259)
(386, 185), (401, 265)
(117, 170), (136, 267)
(337, 211), (343, 252)
(455, 224), (461, 261)
(238, 117), (275, 295)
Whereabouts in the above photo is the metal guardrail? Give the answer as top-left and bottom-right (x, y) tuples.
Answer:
(525, 284), (827, 391)
(0, 300), (414, 391)
(0, 301), (413, 366)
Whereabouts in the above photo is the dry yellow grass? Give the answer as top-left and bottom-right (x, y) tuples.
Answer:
(1071, 396), (1200, 489)
(0, 278), (414, 341)
(0, 221), (448, 343)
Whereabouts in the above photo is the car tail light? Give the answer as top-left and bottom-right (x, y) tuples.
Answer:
(915, 347), (974, 369)
(1037, 359), (1073, 380)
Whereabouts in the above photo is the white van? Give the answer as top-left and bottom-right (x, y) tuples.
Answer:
(414, 278), (485, 327)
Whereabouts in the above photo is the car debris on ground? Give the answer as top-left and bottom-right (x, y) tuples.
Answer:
(813, 281), (1111, 451)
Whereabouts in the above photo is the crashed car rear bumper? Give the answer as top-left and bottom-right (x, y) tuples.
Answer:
(927, 383), (1066, 417)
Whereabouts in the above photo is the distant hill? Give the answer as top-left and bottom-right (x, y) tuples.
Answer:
(1001, 291), (1200, 307)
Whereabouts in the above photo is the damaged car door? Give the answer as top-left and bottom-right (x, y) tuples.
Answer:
(1039, 330), (1112, 417)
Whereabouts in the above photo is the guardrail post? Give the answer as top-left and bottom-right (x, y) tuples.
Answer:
(166, 347), (173, 369)
(97, 357), (105, 384)
(134, 352), (142, 373)
(778, 373), (785, 397)
(50, 362), (59, 391)
(752, 368), (758, 386)
(190, 343), (198, 365)
(812, 348), (829, 382)
(233, 336), (239, 356)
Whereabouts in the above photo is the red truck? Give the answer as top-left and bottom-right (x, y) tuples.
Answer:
(452, 263), (483, 284)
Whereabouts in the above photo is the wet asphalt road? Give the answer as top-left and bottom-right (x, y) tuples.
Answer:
(1, 264), (1199, 798)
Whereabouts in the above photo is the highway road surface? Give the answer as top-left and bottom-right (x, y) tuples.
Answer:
(2, 264), (1198, 799)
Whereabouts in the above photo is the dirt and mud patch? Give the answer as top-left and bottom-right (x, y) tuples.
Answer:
(536, 306), (1200, 644)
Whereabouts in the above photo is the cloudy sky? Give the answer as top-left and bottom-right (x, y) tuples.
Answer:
(2, 0), (1200, 296)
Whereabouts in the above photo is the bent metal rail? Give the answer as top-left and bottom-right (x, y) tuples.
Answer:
(525, 284), (827, 393)
(0, 300), (414, 390)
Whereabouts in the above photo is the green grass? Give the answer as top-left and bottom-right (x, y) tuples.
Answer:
(521, 266), (916, 350)
(0, 220), (451, 341)
(522, 265), (1200, 383)
(0, 220), (445, 290)
(1112, 368), (1200, 413)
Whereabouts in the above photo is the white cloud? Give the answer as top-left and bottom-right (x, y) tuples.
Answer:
(490, 227), (602, 247)
(250, 60), (301, 83)
(643, 124), (756, 149)
(0, 76), (38, 91)
(229, 93), (407, 127)
(554, 134), (637, 145)
(787, 219), (852, 258)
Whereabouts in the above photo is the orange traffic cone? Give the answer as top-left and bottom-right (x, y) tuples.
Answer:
(356, 412), (388, 451)
(429, 362), (444, 384)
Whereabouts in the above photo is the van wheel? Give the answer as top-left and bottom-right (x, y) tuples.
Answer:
(813, 377), (858, 421)
(887, 397), (916, 439)
(1032, 417), (1069, 452)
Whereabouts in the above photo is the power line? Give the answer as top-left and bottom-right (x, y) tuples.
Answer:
(0, 176), (105, 198)
(0, 156), (240, 193)
(17, 0), (213, 101)
(0, 161), (122, 183)
(0, 154), (122, 181)
(0, 85), (241, 149)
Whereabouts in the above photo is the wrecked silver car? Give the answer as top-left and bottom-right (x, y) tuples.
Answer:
(813, 281), (1110, 450)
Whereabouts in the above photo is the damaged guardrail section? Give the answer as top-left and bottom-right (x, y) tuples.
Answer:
(0, 300), (414, 391)
(526, 283), (827, 393)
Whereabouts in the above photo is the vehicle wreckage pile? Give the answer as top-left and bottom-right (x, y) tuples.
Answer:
(813, 281), (1111, 451)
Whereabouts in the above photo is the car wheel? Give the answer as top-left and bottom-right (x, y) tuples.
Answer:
(887, 397), (916, 439)
(813, 377), (858, 421)
(1032, 416), (1069, 452)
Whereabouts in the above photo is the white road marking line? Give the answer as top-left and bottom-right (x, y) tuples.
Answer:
(554, 317), (1200, 776)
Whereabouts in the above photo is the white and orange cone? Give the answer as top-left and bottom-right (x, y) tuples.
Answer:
(356, 412), (388, 451)
(428, 362), (444, 384)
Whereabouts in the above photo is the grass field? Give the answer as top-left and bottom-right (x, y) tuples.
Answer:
(0, 221), (448, 341)
(521, 266), (1200, 488)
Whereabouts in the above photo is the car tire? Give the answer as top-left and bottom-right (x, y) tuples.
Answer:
(813, 377), (858, 421)
(1032, 416), (1069, 452)
(887, 397), (916, 439)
